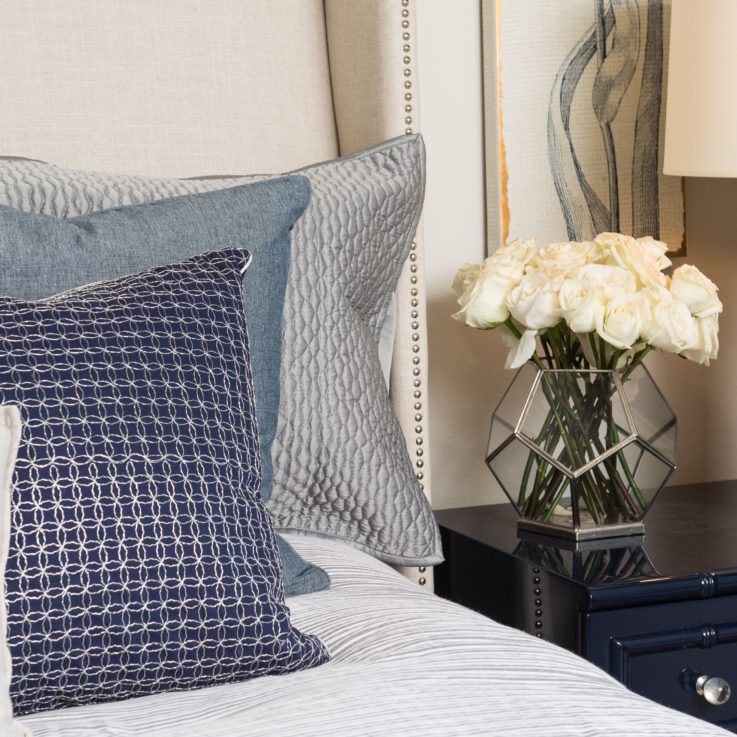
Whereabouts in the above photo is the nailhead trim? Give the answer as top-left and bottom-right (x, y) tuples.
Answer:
(400, 0), (428, 588)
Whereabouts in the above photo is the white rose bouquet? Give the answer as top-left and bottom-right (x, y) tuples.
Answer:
(452, 233), (721, 529)
(452, 232), (721, 371)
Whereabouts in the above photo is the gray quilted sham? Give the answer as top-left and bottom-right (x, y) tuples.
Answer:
(0, 135), (441, 566)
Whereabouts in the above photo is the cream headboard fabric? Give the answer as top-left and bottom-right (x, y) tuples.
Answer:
(0, 0), (432, 587)
(0, 0), (339, 175)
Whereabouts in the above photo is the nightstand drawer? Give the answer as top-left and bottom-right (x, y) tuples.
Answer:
(611, 623), (737, 723)
(586, 600), (737, 729)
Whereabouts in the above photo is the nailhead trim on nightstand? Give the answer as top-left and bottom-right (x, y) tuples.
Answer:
(533, 567), (544, 638)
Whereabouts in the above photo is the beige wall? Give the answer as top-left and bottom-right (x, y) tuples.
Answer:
(416, 1), (737, 510)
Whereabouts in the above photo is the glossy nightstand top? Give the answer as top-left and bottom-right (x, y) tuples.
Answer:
(436, 480), (737, 608)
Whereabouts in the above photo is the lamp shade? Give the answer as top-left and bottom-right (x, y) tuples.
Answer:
(664, 0), (737, 177)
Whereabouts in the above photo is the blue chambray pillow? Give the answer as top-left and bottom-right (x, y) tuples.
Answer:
(0, 248), (328, 716)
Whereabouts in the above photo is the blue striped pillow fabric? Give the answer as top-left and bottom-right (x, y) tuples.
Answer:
(0, 248), (328, 716)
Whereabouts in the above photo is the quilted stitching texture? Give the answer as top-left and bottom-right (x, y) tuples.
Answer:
(0, 136), (441, 565)
(270, 140), (440, 564)
(0, 249), (327, 716)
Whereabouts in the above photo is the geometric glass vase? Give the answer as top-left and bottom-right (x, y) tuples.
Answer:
(486, 363), (677, 541)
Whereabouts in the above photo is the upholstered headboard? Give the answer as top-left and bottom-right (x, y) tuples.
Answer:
(0, 0), (431, 587)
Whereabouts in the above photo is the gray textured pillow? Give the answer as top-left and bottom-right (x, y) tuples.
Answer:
(0, 135), (441, 565)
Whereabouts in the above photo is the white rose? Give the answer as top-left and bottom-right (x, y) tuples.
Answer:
(596, 232), (667, 289)
(637, 236), (672, 271)
(452, 269), (513, 328)
(451, 262), (482, 298)
(507, 272), (561, 330)
(681, 315), (720, 365)
(495, 237), (538, 262)
(575, 263), (636, 301)
(670, 264), (722, 318)
(487, 237), (537, 283)
(596, 292), (649, 350)
(531, 240), (602, 275)
(559, 277), (604, 334)
(641, 286), (698, 354)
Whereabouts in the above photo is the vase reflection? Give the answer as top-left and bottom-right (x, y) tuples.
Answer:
(514, 531), (659, 586)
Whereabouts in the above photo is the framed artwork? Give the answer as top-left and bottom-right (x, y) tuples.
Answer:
(482, 0), (686, 256)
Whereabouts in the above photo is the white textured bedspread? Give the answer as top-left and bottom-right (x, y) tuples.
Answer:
(23, 534), (729, 737)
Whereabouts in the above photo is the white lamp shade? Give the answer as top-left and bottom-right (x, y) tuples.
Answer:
(664, 0), (737, 177)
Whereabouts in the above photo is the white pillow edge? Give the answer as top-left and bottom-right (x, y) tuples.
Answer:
(0, 405), (31, 737)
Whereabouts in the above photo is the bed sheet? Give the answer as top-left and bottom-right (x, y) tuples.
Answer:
(22, 533), (729, 737)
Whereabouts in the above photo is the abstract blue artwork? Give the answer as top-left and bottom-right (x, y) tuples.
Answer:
(482, 0), (685, 255)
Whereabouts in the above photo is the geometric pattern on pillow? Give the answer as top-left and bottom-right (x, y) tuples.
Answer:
(0, 175), (329, 597)
(0, 136), (442, 566)
(0, 249), (327, 716)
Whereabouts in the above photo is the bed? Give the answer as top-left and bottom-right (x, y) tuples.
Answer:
(0, 2), (730, 736)
(19, 533), (728, 737)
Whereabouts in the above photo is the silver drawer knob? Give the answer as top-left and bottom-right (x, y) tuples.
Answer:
(696, 675), (732, 705)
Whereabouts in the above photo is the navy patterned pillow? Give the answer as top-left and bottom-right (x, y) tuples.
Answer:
(0, 248), (328, 716)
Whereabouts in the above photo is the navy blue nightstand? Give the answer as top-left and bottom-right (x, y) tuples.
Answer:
(435, 481), (737, 733)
